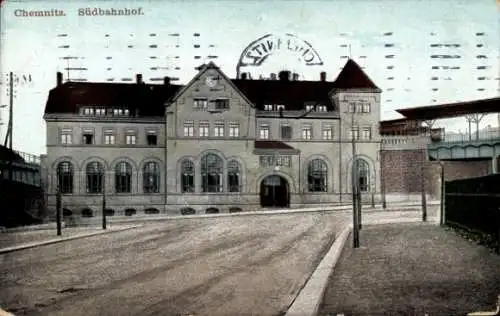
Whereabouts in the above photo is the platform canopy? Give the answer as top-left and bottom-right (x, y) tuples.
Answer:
(396, 97), (500, 121)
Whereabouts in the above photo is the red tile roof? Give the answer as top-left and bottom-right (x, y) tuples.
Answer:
(254, 140), (295, 150)
(332, 59), (380, 90)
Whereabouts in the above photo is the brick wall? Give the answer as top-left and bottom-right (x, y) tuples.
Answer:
(381, 149), (492, 197)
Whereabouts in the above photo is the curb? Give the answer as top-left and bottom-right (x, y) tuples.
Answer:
(285, 225), (351, 316)
(0, 225), (141, 254)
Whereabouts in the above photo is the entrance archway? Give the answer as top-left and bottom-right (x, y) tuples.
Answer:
(260, 175), (290, 208)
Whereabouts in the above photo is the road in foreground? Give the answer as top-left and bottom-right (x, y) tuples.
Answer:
(0, 212), (349, 316)
(319, 222), (500, 316)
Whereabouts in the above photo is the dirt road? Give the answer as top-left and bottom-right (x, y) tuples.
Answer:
(0, 212), (349, 316)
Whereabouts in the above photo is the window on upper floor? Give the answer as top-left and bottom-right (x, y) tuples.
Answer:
(276, 104), (285, 111)
(362, 127), (372, 140)
(302, 125), (313, 140)
(60, 129), (72, 145)
(317, 105), (327, 112)
(104, 134), (116, 145)
(362, 103), (371, 113)
(322, 125), (333, 140)
(95, 108), (106, 116)
(264, 104), (273, 111)
(349, 128), (360, 140)
(83, 107), (95, 116)
(229, 122), (240, 137)
(193, 98), (208, 109)
(259, 124), (270, 139)
(348, 103), (356, 113)
(82, 132), (94, 145)
(214, 99), (229, 110)
(184, 121), (195, 137)
(281, 125), (292, 140)
(214, 121), (225, 137)
(147, 132), (158, 145)
(305, 104), (315, 112)
(125, 130), (137, 145)
(199, 121), (209, 137)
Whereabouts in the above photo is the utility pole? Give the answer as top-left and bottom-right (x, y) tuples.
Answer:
(4, 72), (14, 182)
(351, 110), (360, 248)
(56, 187), (62, 236)
(421, 147), (427, 222)
(102, 174), (107, 230)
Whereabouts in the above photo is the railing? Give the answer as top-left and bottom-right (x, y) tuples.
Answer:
(433, 131), (500, 144)
(381, 135), (430, 149)
(13, 150), (41, 166)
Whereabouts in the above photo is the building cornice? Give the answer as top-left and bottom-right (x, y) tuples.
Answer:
(44, 114), (165, 124)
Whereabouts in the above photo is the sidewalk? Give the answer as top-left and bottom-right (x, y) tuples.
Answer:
(0, 224), (140, 254)
(318, 222), (500, 316)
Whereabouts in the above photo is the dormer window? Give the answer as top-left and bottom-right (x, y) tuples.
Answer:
(276, 104), (285, 111)
(264, 104), (273, 111)
(194, 98), (208, 109)
(305, 104), (315, 111)
(83, 107), (94, 115)
(317, 105), (327, 112)
(96, 108), (106, 116)
(214, 99), (229, 110)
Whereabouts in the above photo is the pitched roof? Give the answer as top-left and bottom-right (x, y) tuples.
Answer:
(254, 140), (296, 150)
(44, 81), (182, 116)
(43, 59), (380, 115)
(0, 145), (25, 163)
(332, 59), (380, 91)
(232, 79), (337, 111)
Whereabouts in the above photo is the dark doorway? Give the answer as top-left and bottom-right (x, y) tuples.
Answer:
(260, 175), (290, 208)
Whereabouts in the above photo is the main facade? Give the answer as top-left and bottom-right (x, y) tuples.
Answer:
(42, 59), (382, 216)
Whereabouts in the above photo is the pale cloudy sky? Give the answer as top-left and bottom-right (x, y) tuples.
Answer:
(0, 0), (499, 155)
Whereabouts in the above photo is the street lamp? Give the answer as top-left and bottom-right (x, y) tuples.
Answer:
(439, 160), (445, 226)
(55, 186), (62, 236)
(102, 173), (107, 230)
(349, 106), (360, 248)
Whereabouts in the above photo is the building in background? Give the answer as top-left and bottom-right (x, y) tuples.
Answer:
(42, 59), (382, 216)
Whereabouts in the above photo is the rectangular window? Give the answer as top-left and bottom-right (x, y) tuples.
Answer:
(317, 105), (327, 112)
(229, 122), (240, 137)
(348, 103), (356, 113)
(214, 121), (225, 137)
(184, 121), (195, 137)
(264, 104), (273, 111)
(95, 108), (106, 116)
(82, 133), (94, 145)
(302, 125), (313, 140)
(259, 124), (270, 139)
(60, 129), (72, 144)
(125, 134), (136, 145)
(322, 125), (333, 140)
(362, 103), (371, 113)
(362, 127), (372, 140)
(83, 107), (94, 115)
(305, 104), (315, 111)
(281, 125), (292, 140)
(214, 99), (229, 110)
(355, 103), (363, 113)
(349, 128), (360, 140)
(104, 134), (115, 145)
(199, 121), (209, 137)
(147, 134), (157, 145)
(193, 98), (208, 109)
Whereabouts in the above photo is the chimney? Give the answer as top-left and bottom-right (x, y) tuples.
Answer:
(136, 73), (143, 84)
(320, 71), (326, 82)
(292, 73), (299, 81)
(279, 70), (291, 81)
(241, 72), (248, 80)
(270, 73), (277, 80)
(164, 76), (170, 85)
(56, 72), (63, 86)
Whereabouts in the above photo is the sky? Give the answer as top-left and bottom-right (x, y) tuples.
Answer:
(0, 0), (499, 155)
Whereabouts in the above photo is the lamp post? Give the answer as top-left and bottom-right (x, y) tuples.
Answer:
(55, 186), (62, 236)
(439, 160), (445, 226)
(350, 109), (360, 248)
(102, 174), (107, 230)
(421, 148), (427, 222)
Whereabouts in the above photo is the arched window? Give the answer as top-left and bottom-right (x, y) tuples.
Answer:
(56, 161), (73, 194)
(115, 161), (132, 193)
(356, 159), (370, 192)
(201, 153), (223, 192)
(307, 159), (328, 192)
(86, 162), (104, 193)
(143, 162), (160, 193)
(181, 160), (195, 193)
(227, 160), (241, 192)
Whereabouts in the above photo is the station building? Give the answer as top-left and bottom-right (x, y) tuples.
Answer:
(42, 59), (382, 216)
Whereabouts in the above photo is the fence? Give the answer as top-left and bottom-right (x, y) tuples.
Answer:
(444, 174), (500, 253)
